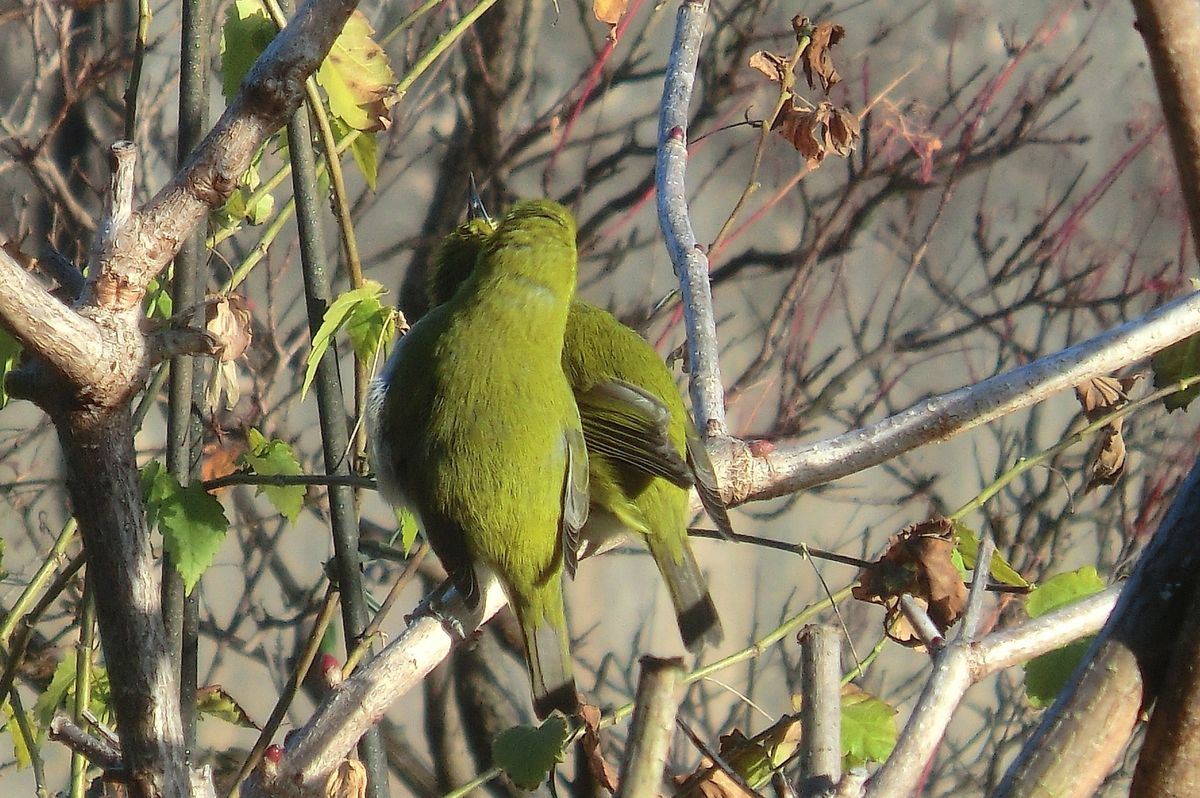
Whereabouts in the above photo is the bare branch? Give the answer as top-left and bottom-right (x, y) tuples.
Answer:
(617, 657), (687, 798)
(799, 624), (842, 797)
(860, 585), (1120, 797)
(656, 0), (727, 438)
(719, 290), (1200, 505)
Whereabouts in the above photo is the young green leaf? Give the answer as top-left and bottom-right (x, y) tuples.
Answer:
(492, 715), (570, 790)
(954, 522), (1030, 588)
(241, 428), (306, 522)
(302, 281), (394, 399)
(841, 685), (897, 768)
(196, 685), (260, 729)
(3, 701), (31, 769)
(219, 0), (277, 100)
(33, 657), (112, 732)
(144, 465), (229, 594)
(1023, 567), (1106, 707)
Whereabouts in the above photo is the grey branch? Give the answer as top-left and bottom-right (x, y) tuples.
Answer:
(656, 0), (727, 438)
(618, 657), (687, 798)
(799, 625), (842, 797)
(859, 585), (1121, 797)
(717, 289), (1200, 506)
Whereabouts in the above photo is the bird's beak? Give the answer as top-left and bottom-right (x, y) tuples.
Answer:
(467, 175), (493, 224)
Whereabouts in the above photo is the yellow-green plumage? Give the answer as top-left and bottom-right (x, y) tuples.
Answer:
(429, 213), (729, 651)
(369, 200), (587, 718)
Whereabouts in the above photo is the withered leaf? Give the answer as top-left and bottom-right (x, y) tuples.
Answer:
(206, 294), (253, 363)
(1087, 422), (1127, 491)
(579, 704), (619, 793)
(748, 50), (790, 83)
(801, 21), (845, 94)
(1074, 374), (1139, 490)
(324, 758), (367, 798)
(773, 101), (859, 167)
(854, 518), (967, 647)
(1074, 375), (1138, 422)
(593, 0), (628, 27)
(200, 438), (246, 492)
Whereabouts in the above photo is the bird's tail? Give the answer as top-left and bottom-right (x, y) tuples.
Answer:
(518, 604), (579, 719)
(649, 535), (724, 652)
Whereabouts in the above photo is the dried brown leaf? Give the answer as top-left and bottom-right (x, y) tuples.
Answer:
(1087, 423), (1128, 490)
(1075, 374), (1139, 490)
(854, 518), (967, 646)
(1075, 375), (1127, 421)
(580, 704), (619, 793)
(801, 21), (845, 93)
(593, 0), (628, 26)
(324, 758), (367, 798)
(200, 438), (246, 492)
(206, 295), (252, 363)
(772, 101), (858, 167)
(748, 50), (790, 83)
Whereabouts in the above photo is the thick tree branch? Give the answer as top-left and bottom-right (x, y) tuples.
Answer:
(996, 457), (1200, 796)
(715, 289), (1200, 506)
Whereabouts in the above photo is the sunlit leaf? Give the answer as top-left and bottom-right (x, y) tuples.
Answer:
(241, 428), (306, 522)
(492, 715), (570, 790)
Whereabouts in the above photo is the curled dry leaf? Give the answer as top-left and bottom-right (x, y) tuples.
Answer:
(206, 295), (252, 363)
(748, 50), (790, 83)
(324, 758), (367, 798)
(773, 101), (859, 168)
(853, 518), (967, 647)
(200, 437), (247, 492)
(1074, 374), (1140, 490)
(579, 704), (619, 793)
(798, 18), (845, 94)
(593, 0), (628, 27)
(674, 715), (801, 798)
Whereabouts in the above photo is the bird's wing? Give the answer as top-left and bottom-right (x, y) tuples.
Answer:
(577, 379), (693, 489)
(560, 425), (589, 578)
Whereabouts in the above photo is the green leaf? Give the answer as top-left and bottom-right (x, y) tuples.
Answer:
(330, 117), (380, 192)
(350, 128), (379, 191)
(1153, 331), (1200, 411)
(0, 327), (22, 410)
(954, 522), (1030, 588)
(3, 700), (31, 769)
(33, 657), (75, 729)
(241, 428), (306, 522)
(395, 506), (419, 554)
(1025, 567), (1106, 619)
(302, 281), (393, 399)
(1024, 640), (1091, 708)
(841, 687), (897, 768)
(219, 0), (277, 100)
(141, 461), (168, 532)
(144, 276), (174, 320)
(315, 10), (396, 134)
(492, 715), (570, 789)
(1022, 567), (1107, 707)
(196, 685), (260, 728)
(144, 466), (229, 594)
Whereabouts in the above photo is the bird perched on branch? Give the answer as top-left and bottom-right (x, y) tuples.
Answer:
(428, 192), (732, 652)
(368, 199), (588, 719)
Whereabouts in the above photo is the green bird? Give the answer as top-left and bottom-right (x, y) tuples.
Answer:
(368, 199), (588, 719)
(428, 199), (732, 651)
